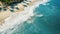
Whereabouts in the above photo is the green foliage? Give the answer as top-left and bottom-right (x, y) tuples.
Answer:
(0, 0), (10, 5)
(0, 0), (24, 5)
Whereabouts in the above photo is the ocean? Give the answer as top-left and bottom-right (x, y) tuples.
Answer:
(12, 0), (60, 34)
(0, 0), (60, 34)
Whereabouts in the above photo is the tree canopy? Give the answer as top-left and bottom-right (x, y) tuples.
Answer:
(0, 0), (24, 5)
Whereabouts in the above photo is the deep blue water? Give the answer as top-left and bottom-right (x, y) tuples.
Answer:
(13, 0), (60, 34)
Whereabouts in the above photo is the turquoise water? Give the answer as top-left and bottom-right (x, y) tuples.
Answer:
(12, 0), (60, 34)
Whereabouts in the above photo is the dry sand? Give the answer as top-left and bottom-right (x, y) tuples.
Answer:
(0, 0), (38, 24)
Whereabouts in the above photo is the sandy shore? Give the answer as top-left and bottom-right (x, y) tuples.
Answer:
(0, 0), (39, 24)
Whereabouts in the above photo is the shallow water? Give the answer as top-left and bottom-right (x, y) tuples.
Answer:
(13, 0), (60, 34)
(0, 0), (60, 34)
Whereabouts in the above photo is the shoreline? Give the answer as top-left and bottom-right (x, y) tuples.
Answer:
(0, 0), (38, 24)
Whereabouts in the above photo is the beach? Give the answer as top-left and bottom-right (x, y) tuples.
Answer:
(0, 0), (39, 24)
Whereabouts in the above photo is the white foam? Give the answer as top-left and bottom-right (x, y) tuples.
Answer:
(0, 0), (49, 34)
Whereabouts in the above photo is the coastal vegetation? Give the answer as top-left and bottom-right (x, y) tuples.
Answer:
(0, 0), (24, 5)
